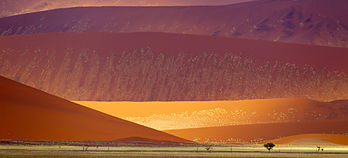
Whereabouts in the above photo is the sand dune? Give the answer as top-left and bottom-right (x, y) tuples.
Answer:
(76, 98), (348, 130)
(271, 134), (348, 146)
(1, 0), (348, 47)
(164, 119), (348, 144)
(0, 75), (190, 143)
(0, 0), (254, 18)
(0, 32), (347, 102)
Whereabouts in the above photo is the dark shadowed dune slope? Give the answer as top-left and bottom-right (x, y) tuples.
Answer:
(0, 75), (191, 143)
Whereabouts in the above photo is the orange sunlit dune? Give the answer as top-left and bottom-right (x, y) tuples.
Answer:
(164, 119), (348, 144)
(75, 98), (348, 130)
(270, 134), (348, 146)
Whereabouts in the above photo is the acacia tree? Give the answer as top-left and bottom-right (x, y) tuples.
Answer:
(203, 142), (214, 152)
(264, 143), (275, 152)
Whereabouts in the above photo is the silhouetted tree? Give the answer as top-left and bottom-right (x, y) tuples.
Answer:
(264, 142), (275, 152)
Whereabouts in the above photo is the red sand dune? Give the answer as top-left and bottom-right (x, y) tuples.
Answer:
(0, 75), (190, 143)
(0, 32), (347, 102)
(0, 0), (347, 47)
(164, 119), (348, 144)
(0, 0), (254, 17)
(1, 32), (347, 71)
(76, 98), (348, 130)
(271, 134), (348, 145)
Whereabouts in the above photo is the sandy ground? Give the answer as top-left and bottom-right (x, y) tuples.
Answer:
(1, 145), (348, 158)
(0, 146), (348, 158)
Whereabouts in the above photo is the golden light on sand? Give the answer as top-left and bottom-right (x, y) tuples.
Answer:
(74, 98), (345, 130)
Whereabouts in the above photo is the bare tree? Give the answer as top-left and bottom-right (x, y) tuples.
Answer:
(203, 142), (214, 152)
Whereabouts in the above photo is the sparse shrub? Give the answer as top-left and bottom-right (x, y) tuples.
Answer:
(82, 145), (89, 151)
(317, 145), (324, 152)
(317, 145), (321, 152)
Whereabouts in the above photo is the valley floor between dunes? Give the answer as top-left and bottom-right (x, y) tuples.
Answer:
(1, 145), (348, 158)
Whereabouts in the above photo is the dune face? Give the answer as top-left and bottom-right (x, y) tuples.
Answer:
(164, 119), (348, 144)
(1, 0), (257, 17)
(0, 0), (348, 47)
(0, 76), (190, 143)
(271, 134), (348, 146)
(76, 99), (348, 130)
(0, 32), (348, 102)
(0, 0), (254, 18)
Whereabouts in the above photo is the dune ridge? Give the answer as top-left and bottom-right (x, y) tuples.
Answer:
(1, 0), (348, 47)
(0, 0), (254, 18)
(271, 134), (348, 146)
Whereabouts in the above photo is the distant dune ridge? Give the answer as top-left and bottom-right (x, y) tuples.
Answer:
(0, 0), (348, 47)
(270, 134), (348, 145)
(0, 75), (191, 143)
(0, 0), (254, 18)
(76, 98), (348, 130)
(164, 119), (348, 144)
(0, 32), (347, 102)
